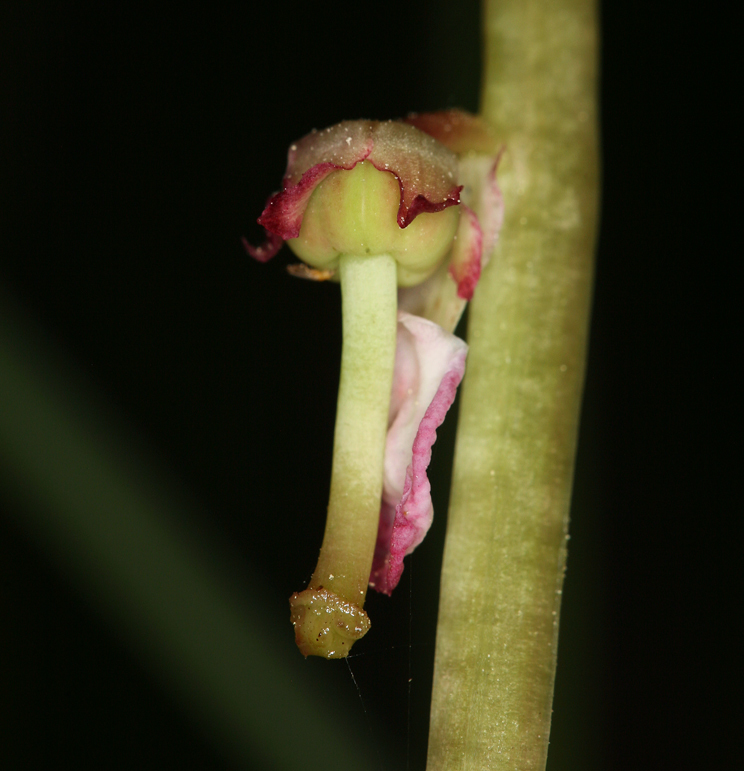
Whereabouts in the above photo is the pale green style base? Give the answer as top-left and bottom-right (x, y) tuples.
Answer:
(290, 253), (398, 658)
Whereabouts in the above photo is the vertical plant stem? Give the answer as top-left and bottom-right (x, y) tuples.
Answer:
(427, 1), (599, 769)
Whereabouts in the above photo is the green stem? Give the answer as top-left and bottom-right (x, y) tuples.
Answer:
(290, 253), (398, 658)
(427, 0), (599, 768)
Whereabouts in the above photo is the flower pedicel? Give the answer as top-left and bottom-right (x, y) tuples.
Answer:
(245, 111), (503, 658)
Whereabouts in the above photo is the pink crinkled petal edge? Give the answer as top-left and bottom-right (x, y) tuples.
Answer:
(371, 346), (467, 595)
(397, 185), (461, 228)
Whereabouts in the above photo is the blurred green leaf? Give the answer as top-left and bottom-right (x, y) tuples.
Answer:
(0, 287), (384, 771)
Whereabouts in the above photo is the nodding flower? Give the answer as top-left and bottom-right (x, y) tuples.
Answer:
(245, 111), (503, 658)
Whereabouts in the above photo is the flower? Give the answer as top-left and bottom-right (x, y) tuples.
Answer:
(245, 116), (500, 297)
(245, 112), (502, 656)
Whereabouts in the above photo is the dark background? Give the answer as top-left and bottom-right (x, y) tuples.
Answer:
(1, 2), (733, 769)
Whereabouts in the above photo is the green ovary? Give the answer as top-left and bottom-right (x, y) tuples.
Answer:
(287, 162), (460, 286)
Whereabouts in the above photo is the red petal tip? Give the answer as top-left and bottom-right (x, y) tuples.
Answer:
(241, 232), (284, 263)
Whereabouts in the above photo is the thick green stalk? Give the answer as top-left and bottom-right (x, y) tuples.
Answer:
(427, 1), (599, 769)
(290, 253), (398, 658)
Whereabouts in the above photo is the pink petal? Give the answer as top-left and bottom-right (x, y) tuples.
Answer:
(448, 204), (483, 301)
(369, 312), (467, 595)
(458, 150), (504, 267)
(244, 120), (462, 261)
